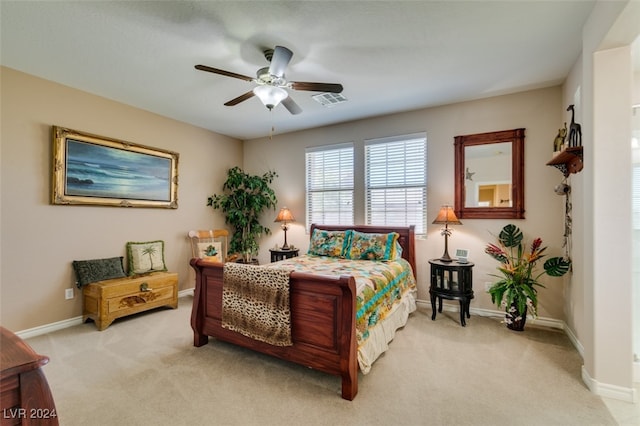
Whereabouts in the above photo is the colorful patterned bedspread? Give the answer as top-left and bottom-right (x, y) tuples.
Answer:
(269, 255), (416, 346)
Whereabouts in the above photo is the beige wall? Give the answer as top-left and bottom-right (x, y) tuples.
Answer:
(0, 67), (571, 330)
(0, 67), (242, 332)
(243, 86), (568, 320)
(562, 52), (585, 352)
(562, 0), (638, 400)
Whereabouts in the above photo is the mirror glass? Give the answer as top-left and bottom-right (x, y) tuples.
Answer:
(464, 142), (512, 207)
(454, 129), (525, 219)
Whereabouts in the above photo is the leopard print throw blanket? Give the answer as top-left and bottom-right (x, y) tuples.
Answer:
(222, 262), (293, 346)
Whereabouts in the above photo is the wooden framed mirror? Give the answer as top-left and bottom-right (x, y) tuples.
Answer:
(454, 128), (525, 219)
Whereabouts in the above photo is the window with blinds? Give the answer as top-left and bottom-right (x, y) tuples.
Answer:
(365, 133), (427, 234)
(305, 143), (354, 230)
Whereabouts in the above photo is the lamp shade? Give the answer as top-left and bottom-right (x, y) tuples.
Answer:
(432, 205), (461, 262)
(253, 85), (288, 110)
(274, 207), (295, 223)
(274, 207), (294, 250)
(432, 205), (462, 225)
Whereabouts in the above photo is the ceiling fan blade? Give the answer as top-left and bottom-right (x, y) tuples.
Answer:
(290, 81), (343, 93)
(195, 65), (254, 82)
(282, 96), (302, 115)
(224, 90), (255, 106)
(268, 46), (293, 78)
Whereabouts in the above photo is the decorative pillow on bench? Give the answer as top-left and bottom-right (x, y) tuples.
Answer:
(72, 256), (126, 288)
(126, 240), (167, 276)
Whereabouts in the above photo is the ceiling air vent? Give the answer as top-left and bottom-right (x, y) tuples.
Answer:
(312, 92), (348, 107)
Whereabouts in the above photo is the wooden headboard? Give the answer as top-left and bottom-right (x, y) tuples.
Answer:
(308, 224), (417, 279)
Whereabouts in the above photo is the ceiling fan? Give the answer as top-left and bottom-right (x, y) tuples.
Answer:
(195, 45), (343, 115)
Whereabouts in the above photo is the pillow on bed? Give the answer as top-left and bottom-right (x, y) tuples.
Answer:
(394, 241), (403, 259)
(307, 229), (352, 258)
(72, 256), (126, 288)
(346, 231), (399, 261)
(126, 240), (167, 276)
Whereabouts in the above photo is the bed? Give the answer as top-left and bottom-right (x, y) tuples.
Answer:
(190, 224), (417, 400)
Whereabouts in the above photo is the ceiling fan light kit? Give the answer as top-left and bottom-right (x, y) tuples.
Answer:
(195, 45), (343, 115)
(253, 85), (288, 110)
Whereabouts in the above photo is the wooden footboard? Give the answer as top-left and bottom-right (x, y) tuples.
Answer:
(190, 258), (358, 400)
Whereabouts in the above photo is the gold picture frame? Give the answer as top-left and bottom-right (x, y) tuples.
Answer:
(52, 126), (179, 208)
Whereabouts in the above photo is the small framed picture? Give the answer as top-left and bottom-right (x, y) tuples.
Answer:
(456, 249), (470, 263)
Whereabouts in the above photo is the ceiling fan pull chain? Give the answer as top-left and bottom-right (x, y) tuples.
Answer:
(270, 109), (275, 140)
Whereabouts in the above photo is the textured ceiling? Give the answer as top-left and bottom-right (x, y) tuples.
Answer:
(1, 1), (599, 140)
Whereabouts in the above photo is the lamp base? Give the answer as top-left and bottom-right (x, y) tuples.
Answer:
(439, 233), (454, 262)
(281, 226), (290, 250)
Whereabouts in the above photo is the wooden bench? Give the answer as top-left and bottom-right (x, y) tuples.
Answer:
(82, 272), (178, 331)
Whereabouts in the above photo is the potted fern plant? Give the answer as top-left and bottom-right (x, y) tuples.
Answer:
(485, 224), (571, 331)
(207, 167), (278, 263)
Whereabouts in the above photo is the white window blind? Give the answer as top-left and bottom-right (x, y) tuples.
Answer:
(365, 134), (427, 234)
(305, 144), (354, 230)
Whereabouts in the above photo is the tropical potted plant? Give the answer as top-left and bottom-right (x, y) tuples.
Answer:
(207, 167), (278, 263)
(485, 224), (572, 331)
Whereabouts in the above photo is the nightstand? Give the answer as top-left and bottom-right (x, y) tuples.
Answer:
(270, 248), (299, 262)
(429, 259), (475, 326)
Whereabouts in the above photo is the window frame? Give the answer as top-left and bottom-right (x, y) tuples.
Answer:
(305, 143), (355, 232)
(364, 133), (427, 235)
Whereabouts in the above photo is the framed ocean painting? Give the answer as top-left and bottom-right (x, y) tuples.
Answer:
(52, 126), (179, 208)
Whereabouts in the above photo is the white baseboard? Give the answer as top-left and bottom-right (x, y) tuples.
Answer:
(179, 288), (195, 298)
(562, 322), (585, 359)
(582, 365), (638, 403)
(416, 298), (565, 329)
(16, 316), (84, 340)
(16, 292), (195, 339)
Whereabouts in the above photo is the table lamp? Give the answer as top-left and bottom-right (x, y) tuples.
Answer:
(432, 205), (462, 262)
(274, 207), (295, 250)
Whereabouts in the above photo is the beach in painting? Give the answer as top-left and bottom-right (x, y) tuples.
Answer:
(65, 139), (171, 201)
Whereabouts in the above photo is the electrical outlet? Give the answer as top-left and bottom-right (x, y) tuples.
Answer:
(484, 282), (493, 291)
(65, 288), (74, 300)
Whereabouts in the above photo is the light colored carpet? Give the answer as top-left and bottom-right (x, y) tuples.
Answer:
(26, 295), (618, 426)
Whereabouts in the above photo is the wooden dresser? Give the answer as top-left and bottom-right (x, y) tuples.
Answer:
(83, 271), (178, 331)
(0, 327), (58, 425)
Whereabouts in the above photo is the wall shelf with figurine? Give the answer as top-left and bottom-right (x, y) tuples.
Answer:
(547, 146), (583, 177)
(547, 104), (583, 177)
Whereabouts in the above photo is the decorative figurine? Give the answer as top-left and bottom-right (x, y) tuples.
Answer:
(567, 104), (582, 147)
(553, 123), (567, 152)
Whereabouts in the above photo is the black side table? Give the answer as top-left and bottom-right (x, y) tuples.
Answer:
(429, 259), (475, 326)
(270, 248), (300, 262)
